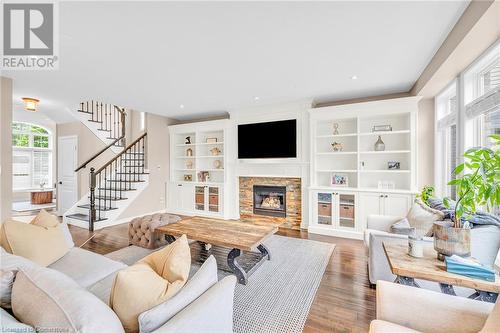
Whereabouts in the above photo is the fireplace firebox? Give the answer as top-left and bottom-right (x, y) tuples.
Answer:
(253, 185), (286, 217)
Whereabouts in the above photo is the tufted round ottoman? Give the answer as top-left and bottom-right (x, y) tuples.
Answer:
(129, 213), (181, 249)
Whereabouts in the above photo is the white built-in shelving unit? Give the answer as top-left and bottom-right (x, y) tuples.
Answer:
(168, 119), (230, 218)
(308, 96), (420, 239)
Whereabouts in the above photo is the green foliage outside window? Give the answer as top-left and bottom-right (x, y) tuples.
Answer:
(11, 122), (50, 148)
(12, 133), (29, 147)
(33, 135), (49, 148)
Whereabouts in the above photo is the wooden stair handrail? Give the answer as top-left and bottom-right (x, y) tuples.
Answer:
(95, 132), (147, 174)
(75, 136), (124, 172)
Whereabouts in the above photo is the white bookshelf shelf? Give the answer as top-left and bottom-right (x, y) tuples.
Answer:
(317, 133), (357, 138)
(359, 130), (410, 136)
(317, 151), (357, 155)
(311, 102), (416, 192)
(359, 170), (410, 173)
(359, 150), (410, 154)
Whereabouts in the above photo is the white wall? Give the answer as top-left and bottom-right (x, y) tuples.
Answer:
(417, 98), (435, 189)
(0, 77), (13, 222)
(118, 112), (175, 219)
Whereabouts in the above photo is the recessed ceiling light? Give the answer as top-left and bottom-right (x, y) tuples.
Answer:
(254, 96), (260, 101)
(179, 104), (185, 109)
(351, 75), (358, 80)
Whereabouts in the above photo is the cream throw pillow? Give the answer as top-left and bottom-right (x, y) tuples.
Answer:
(31, 209), (60, 227)
(0, 220), (70, 266)
(406, 199), (445, 237)
(110, 235), (191, 333)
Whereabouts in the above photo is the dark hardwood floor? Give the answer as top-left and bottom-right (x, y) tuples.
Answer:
(68, 224), (376, 333)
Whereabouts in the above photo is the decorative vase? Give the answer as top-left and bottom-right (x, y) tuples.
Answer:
(333, 123), (339, 135)
(374, 135), (385, 151)
(433, 220), (471, 261)
(186, 148), (193, 156)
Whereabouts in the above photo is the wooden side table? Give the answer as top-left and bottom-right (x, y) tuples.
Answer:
(30, 189), (54, 204)
(383, 241), (500, 303)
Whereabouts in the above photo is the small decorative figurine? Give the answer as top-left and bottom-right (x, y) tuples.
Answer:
(214, 160), (222, 169)
(185, 136), (191, 144)
(210, 147), (221, 156)
(331, 142), (343, 152)
(186, 160), (193, 169)
(388, 161), (401, 170)
(333, 123), (339, 135)
(186, 148), (193, 156)
(374, 135), (385, 151)
(184, 174), (193, 181)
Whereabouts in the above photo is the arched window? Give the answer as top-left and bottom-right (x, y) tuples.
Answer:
(12, 122), (52, 190)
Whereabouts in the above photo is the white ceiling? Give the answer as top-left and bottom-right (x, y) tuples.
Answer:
(5, 1), (469, 122)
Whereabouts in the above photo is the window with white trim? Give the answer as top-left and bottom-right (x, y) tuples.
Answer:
(12, 122), (52, 190)
(464, 41), (500, 150)
(435, 82), (458, 199)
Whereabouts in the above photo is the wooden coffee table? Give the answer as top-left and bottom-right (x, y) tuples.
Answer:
(383, 241), (500, 303)
(157, 216), (278, 284)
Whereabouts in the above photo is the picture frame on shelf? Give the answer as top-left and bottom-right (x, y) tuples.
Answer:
(372, 125), (392, 132)
(388, 161), (401, 170)
(331, 174), (348, 187)
(198, 171), (210, 182)
(206, 137), (218, 143)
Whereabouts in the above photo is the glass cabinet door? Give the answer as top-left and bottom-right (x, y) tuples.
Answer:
(338, 194), (355, 229)
(317, 193), (332, 225)
(208, 187), (219, 212)
(195, 186), (205, 211)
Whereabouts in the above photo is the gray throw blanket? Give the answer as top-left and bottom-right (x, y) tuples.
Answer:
(428, 198), (500, 228)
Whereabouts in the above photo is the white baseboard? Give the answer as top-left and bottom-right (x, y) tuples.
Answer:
(307, 225), (363, 240)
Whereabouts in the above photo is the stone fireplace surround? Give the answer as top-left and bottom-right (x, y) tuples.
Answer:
(239, 176), (301, 230)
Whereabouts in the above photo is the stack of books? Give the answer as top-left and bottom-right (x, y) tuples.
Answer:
(445, 255), (496, 282)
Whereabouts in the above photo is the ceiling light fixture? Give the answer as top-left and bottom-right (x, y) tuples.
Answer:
(254, 96), (260, 101)
(351, 75), (358, 80)
(22, 97), (40, 112)
(179, 104), (185, 109)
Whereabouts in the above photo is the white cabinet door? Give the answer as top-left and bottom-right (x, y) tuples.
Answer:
(179, 183), (194, 212)
(358, 193), (383, 230)
(384, 194), (411, 218)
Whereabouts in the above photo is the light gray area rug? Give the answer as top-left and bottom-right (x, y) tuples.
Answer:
(106, 235), (334, 333)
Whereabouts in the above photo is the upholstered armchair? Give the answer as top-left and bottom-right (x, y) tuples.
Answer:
(369, 281), (498, 333)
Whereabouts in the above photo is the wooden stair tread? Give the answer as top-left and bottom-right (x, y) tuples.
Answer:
(77, 204), (117, 211)
(66, 213), (107, 222)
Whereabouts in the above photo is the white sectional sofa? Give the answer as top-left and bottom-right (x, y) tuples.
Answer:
(1, 221), (236, 333)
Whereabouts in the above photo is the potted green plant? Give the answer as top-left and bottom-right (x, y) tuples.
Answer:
(417, 185), (435, 205)
(434, 135), (500, 260)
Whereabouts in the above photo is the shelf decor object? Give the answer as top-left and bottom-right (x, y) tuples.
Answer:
(184, 174), (193, 181)
(374, 135), (385, 151)
(186, 160), (193, 169)
(331, 174), (348, 187)
(331, 142), (343, 152)
(206, 137), (218, 143)
(213, 160), (222, 169)
(185, 136), (191, 144)
(388, 161), (400, 170)
(373, 124), (392, 132)
(186, 148), (193, 156)
(210, 147), (221, 156)
(333, 123), (339, 135)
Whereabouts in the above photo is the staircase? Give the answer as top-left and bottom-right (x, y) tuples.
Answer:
(63, 101), (149, 231)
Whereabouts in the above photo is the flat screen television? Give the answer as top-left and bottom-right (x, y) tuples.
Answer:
(238, 119), (297, 159)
